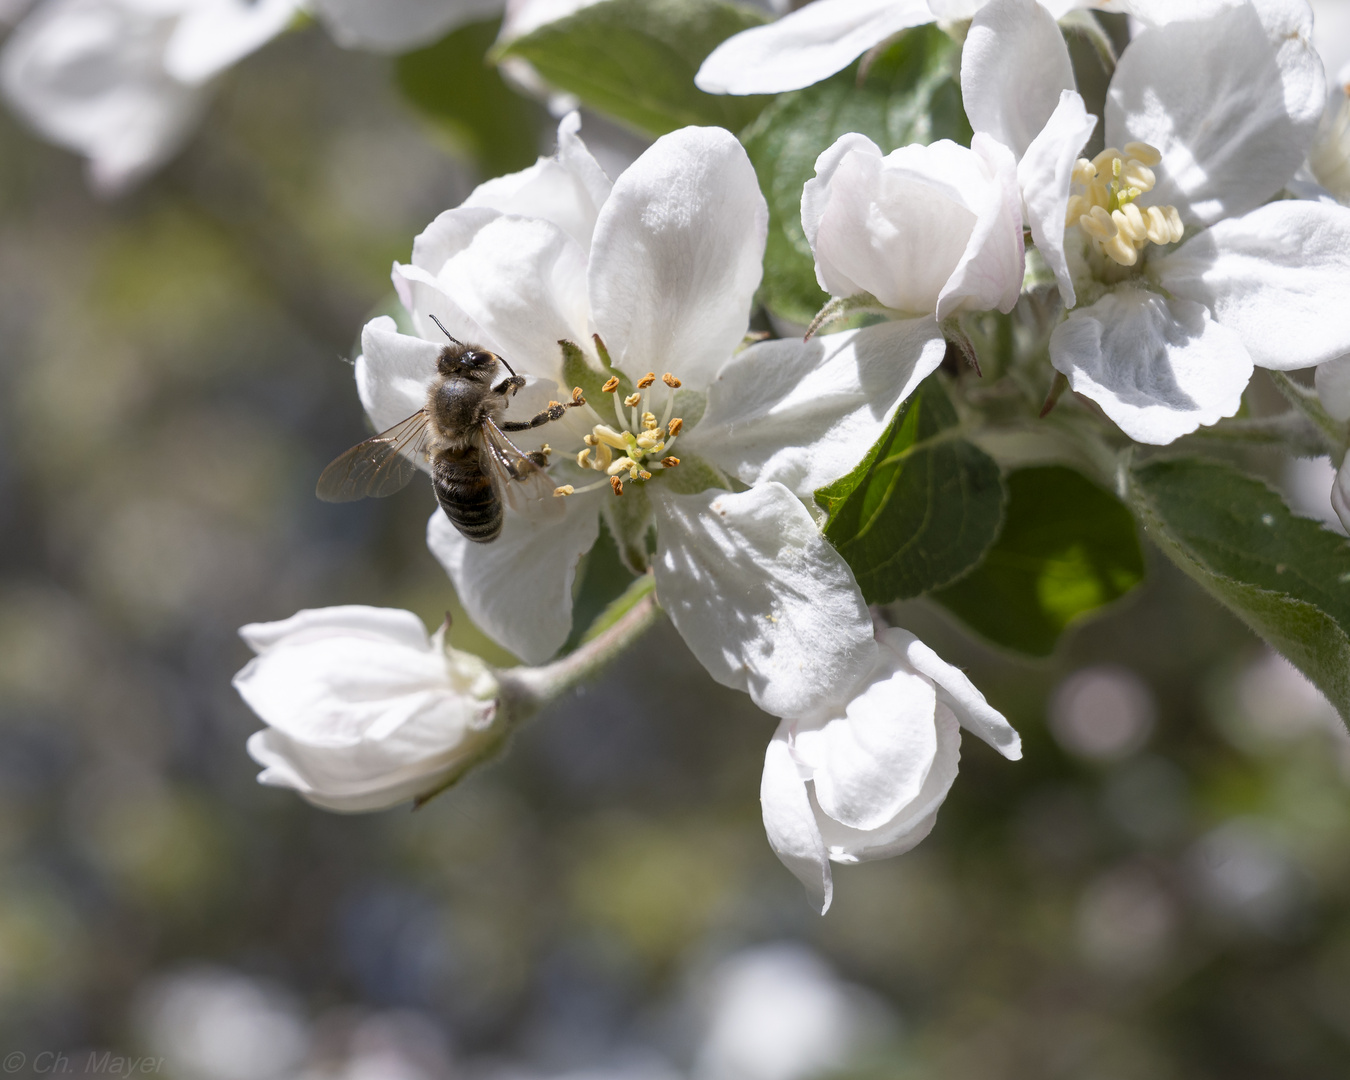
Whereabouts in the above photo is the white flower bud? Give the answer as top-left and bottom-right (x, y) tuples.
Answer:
(234, 606), (502, 813)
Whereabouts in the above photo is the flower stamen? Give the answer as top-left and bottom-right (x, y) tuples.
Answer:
(573, 374), (686, 488)
(1066, 141), (1184, 265)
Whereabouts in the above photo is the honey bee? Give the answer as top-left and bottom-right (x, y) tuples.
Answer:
(317, 316), (585, 542)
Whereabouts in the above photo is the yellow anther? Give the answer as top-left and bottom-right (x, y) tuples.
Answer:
(1079, 205), (1118, 242)
(636, 431), (661, 450)
(1144, 205), (1172, 245)
(584, 433), (597, 446)
(668, 417), (684, 437)
(1065, 193), (1091, 225)
(607, 456), (633, 476)
(593, 442), (612, 469)
(601, 376), (620, 393)
(637, 372), (656, 389)
(639, 470), (652, 481)
(610, 477), (623, 496)
(1071, 157), (1097, 186)
(624, 392), (641, 407)
(661, 456), (680, 468)
(641, 411), (657, 429)
(1088, 178), (1110, 208)
(553, 485), (575, 497)
(1113, 204), (1147, 243)
(1120, 159), (1156, 193)
(576, 449), (591, 468)
(661, 373), (682, 388)
(1101, 231), (1139, 266)
(538, 444), (552, 456)
(1124, 141), (1162, 167)
(572, 387), (585, 403)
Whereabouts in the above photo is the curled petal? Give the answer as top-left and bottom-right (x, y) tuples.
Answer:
(762, 724), (833, 914)
(889, 629), (1021, 759)
(1018, 90), (1097, 309)
(1049, 286), (1253, 444)
(355, 317), (440, 434)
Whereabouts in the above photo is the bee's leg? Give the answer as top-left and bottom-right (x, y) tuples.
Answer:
(525, 450), (550, 468)
(500, 392), (586, 432)
(492, 375), (527, 397)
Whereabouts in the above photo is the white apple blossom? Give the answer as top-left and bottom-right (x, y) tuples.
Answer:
(760, 627), (1021, 913)
(694, 0), (1124, 97)
(236, 605), (503, 813)
(953, 0), (1350, 445)
(801, 132), (1024, 321)
(0, 0), (508, 193)
(356, 114), (948, 718)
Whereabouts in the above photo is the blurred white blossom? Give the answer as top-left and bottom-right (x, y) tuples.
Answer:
(760, 628), (1020, 913)
(0, 0), (509, 193)
(690, 944), (894, 1080)
(235, 605), (503, 812)
(362, 114), (945, 718)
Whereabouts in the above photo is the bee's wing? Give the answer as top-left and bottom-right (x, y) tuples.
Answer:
(481, 418), (565, 520)
(316, 411), (433, 502)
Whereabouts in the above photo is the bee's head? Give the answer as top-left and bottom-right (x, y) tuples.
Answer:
(436, 343), (498, 378)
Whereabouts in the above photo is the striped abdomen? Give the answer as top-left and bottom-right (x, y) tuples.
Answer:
(432, 444), (501, 542)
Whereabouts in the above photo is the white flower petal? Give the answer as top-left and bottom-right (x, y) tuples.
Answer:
(426, 491), (602, 664)
(1105, 0), (1324, 225)
(1017, 90), (1097, 309)
(943, 133), (1024, 319)
(0, 0), (206, 195)
(1316, 354), (1350, 422)
(694, 0), (935, 96)
(1155, 200), (1350, 370)
(463, 110), (612, 252)
(239, 605), (433, 653)
(961, 0), (1076, 159)
(762, 723), (833, 913)
(235, 606), (500, 813)
(650, 483), (874, 718)
(354, 317), (440, 433)
(409, 205), (501, 277)
(890, 628), (1021, 759)
(589, 126), (767, 391)
(687, 319), (946, 501)
(1049, 285), (1253, 444)
(792, 652), (939, 832)
(804, 135), (1019, 317)
(312, 0), (503, 53)
(163, 0), (299, 84)
(427, 215), (592, 382)
(812, 702), (960, 862)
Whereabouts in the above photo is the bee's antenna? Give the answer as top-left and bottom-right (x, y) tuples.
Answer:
(428, 314), (462, 346)
(496, 354), (518, 377)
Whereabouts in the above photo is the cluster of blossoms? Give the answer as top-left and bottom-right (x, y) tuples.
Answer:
(224, 0), (1350, 909)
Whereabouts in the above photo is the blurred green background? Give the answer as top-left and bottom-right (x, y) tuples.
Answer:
(2, 14), (1350, 1080)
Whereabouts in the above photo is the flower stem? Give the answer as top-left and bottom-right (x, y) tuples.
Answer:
(1267, 371), (1346, 459)
(496, 574), (661, 712)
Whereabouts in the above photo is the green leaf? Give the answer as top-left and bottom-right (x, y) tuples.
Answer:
(397, 18), (547, 178)
(932, 466), (1145, 656)
(498, 0), (771, 137)
(565, 519), (638, 653)
(741, 24), (971, 323)
(816, 376), (1004, 604)
(1129, 457), (1350, 723)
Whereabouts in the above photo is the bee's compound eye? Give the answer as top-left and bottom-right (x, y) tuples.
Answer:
(465, 350), (496, 368)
